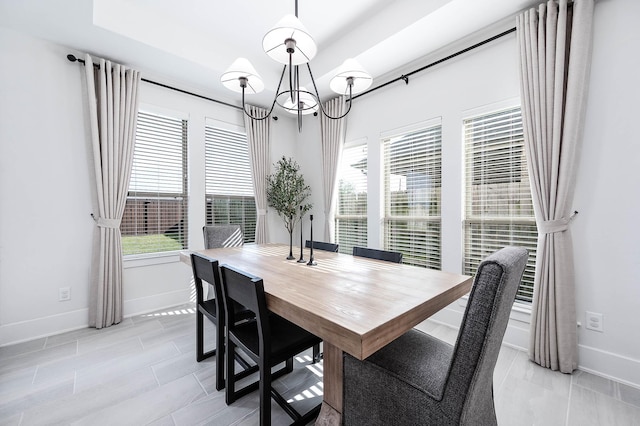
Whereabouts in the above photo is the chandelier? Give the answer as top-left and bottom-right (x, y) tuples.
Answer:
(220, 0), (373, 131)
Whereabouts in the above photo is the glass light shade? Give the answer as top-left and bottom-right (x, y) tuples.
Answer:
(262, 14), (317, 65)
(220, 58), (264, 94)
(281, 87), (319, 115)
(329, 58), (373, 95)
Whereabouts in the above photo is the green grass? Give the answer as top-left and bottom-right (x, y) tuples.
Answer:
(122, 234), (184, 256)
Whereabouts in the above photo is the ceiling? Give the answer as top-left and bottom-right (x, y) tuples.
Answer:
(0, 0), (540, 109)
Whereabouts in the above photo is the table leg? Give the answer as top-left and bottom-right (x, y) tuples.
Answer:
(315, 342), (342, 425)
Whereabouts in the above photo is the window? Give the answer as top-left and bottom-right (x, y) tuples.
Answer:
(335, 143), (368, 254)
(121, 111), (189, 256)
(205, 124), (256, 243)
(463, 106), (537, 303)
(383, 124), (442, 269)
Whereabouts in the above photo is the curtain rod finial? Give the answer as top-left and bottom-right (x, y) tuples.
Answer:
(67, 54), (78, 62)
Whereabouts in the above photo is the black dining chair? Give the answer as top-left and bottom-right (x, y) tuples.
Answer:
(352, 246), (403, 263)
(220, 264), (323, 426)
(200, 225), (244, 321)
(191, 253), (256, 391)
(305, 240), (339, 252)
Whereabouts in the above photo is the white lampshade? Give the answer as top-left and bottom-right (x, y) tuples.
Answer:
(281, 87), (319, 115)
(220, 58), (264, 94)
(329, 58), (373, 95)
(263, 14), (317, 65)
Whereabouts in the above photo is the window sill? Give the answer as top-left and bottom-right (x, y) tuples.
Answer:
(123, 251), (182, 269)
(458, 295), (532, 323)
(510, 301), (533, 323)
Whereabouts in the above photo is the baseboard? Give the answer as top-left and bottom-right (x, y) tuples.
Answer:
(0, 308), (89, 347)
(123, 288), (193, 318)
(0, 289), (192, 348)
(578, 344), (640, 390)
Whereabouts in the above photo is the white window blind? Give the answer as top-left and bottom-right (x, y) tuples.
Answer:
(121, 111), (189, 255)
(335, 144), (368, 254)
(383, 125), (442, 269)
(463, 106), (537, 303)
(205, 125), (256, 243)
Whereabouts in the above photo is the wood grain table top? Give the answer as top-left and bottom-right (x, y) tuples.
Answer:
(182, 243), (472, 360)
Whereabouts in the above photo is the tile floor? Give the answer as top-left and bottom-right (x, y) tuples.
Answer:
(1, 304), (639, 425)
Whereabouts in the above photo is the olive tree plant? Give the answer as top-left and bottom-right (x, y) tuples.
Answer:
(266, 156), (312, 259)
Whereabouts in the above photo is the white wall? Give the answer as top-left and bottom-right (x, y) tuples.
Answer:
(295, 0), (640, 388)
(0, 26), (297, 345)
(0, 27), (95, 344)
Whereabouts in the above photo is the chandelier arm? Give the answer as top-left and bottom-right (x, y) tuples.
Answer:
(273, 64), (287, 98)
(295, 65), (300, 105)
(306, 63), (354, 120)
(289, 54), (294, 102)
(241, 65), (288, 121)
(297, 63), (302, 130)
(241, 88), (270, 121)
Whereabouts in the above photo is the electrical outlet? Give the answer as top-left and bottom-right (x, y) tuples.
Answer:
(585, 311), (603, 332)
(59, 287), (71, 301)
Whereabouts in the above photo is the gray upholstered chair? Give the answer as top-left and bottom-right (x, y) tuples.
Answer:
(343, 246), (529, 426)
(202, 224), (244, 249)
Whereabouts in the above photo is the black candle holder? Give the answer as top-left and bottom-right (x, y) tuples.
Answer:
(297, 206), (306, 263)
(287, 214), (295, 260)
(307, 214), (316, 266)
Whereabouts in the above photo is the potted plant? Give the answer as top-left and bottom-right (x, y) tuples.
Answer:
(266, 156), (312, 259)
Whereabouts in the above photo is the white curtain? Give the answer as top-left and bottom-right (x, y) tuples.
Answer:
(517, 0), (594, 373)
(84, 54), (141, 328)
(320, 96), (347, 242)
(244, 105), (271, 243)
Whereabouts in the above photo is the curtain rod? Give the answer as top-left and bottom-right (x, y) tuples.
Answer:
(352, 27), (517, 101)
(66, 54), (242, 111)
(68, 26), (516, 111)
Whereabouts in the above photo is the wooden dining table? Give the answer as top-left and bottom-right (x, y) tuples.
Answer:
(181, 243), (472, 425)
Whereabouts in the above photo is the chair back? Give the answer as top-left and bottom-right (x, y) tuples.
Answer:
(219, 264), (270, 340)
(445, 246), (528, 422)
(191, 253), (224, 312)
(352, 246), (403, 263)
(203, 225), (244, 249)
(305, 240), (339, 252)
